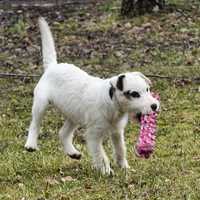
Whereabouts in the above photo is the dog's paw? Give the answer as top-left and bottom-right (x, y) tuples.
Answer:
(68, 153), (82, 160)
(93, 161), (114, 176)
(102, 165), (114, 176)
(25, 146), (39, 152)
(117, 159), (130, 169)
(64, 147), (81, 160)
(25, 142), (39, 152)
(25, 147), (37, 152)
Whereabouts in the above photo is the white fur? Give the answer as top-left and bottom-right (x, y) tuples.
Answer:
(38, 18), (57, 69)
(25, 17), (159, 175)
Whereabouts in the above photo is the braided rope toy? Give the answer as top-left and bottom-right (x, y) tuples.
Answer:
(135, 93), (160, 159)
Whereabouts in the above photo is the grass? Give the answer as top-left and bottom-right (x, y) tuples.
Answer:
(0, 0), (200, 199)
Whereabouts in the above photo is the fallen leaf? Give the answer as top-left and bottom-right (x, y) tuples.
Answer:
(46, 177), (59, 185)
(61, 176), (75, 182)
(142, 22), (152, 29)
(124, 22), (132, 29)
(128, 26), (144, 34)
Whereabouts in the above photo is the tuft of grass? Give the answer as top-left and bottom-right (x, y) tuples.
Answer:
(7, 19), (28, 38)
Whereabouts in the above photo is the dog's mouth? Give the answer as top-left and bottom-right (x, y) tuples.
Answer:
(135, 112), (142, 122)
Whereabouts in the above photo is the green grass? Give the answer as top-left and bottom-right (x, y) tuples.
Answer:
(0, 0), (200, 199)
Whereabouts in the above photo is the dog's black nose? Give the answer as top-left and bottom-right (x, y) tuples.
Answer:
(151, 104), (157, 111)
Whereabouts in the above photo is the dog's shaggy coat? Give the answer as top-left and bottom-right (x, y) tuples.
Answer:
(25, 18), (159, 174)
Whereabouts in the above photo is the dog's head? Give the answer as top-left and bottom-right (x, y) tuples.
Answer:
(109, 72), (160, 115)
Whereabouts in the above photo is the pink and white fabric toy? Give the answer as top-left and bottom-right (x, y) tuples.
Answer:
(135, 93), (160, 159)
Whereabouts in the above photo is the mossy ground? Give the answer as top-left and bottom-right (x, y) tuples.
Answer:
(0, 0), (200, 199)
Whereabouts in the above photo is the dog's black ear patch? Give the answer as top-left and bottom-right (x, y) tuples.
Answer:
(116, 75), (125, 91)
(109, 85), (115, 99)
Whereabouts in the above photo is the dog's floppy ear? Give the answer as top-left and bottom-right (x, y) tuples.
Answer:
(116, 74), (125, 91)
(132, 72), (151, 85)
(109, 85), (115, 99)
(109, 74), (125, 92)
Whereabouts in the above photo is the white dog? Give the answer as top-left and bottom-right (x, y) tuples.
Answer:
(25, 18), (159, 175)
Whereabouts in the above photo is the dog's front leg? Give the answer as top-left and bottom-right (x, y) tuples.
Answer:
(86, 128), (113, 175)
(111, 128), (129, 169)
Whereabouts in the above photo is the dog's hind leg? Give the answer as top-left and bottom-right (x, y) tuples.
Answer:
(59, 120), (81, 160)
(25, 94), (48, 151)
(86, 128), (113, 175)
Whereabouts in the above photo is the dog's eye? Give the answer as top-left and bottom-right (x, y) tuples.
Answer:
(146, 88), (149, 92)
(124, 90), (140, 99)
(131, 91), (140, 98)
(124, 90), (131, 98)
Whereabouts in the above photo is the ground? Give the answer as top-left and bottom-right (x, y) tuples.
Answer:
(0, 0), (200, 199)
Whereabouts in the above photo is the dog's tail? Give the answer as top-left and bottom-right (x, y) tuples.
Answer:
(38, 17), (57, 70)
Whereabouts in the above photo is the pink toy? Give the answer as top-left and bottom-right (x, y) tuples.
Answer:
(135, 93), (160, 159)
